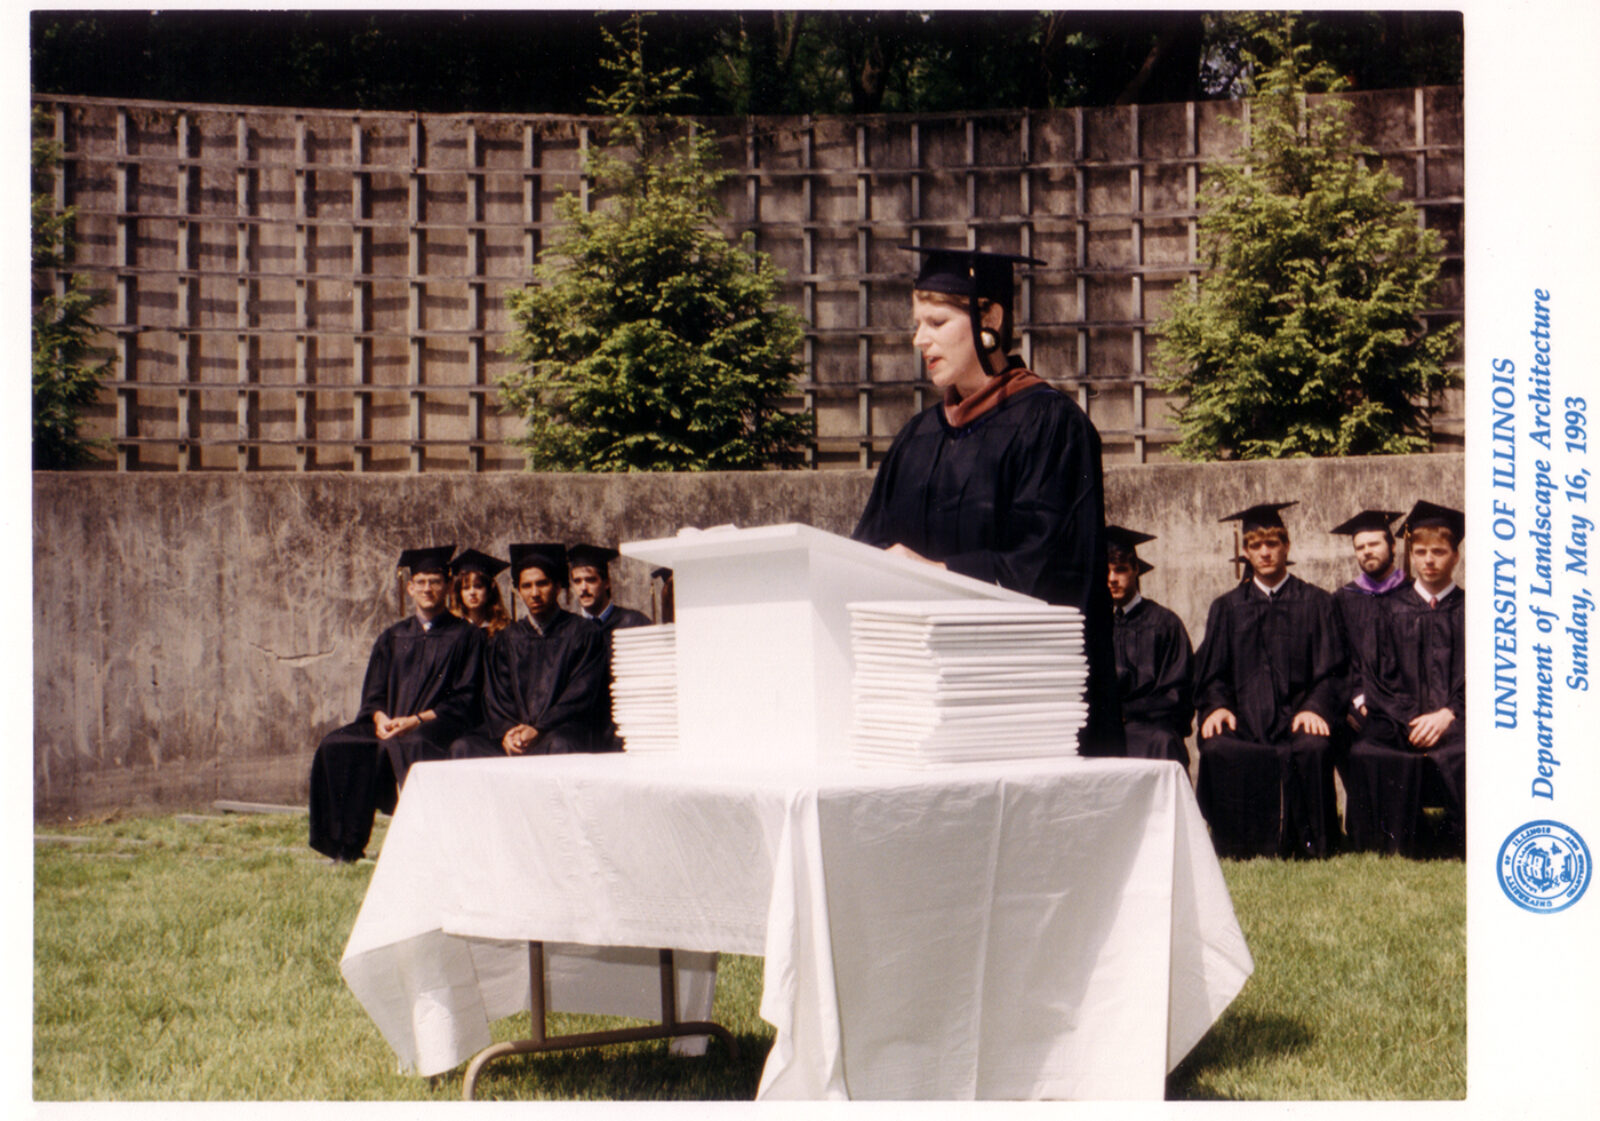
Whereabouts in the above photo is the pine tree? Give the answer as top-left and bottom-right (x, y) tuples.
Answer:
(32, 106), (115, 470)
(1152, 14), (1458, 460)
(499, 16), (811, 471)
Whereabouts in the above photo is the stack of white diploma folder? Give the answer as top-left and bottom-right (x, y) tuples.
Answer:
(609, 623), (679, 752)
(610, 599), (1088, 763)
(849, 600), (1087, 765)
(615, 523), (1059, 766)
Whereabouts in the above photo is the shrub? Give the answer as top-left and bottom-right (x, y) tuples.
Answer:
(1152, 14), (1458, 460)
(32, 105), (114, 470)
(499, 18), (811, 471)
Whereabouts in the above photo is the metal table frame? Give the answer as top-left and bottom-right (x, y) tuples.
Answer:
(460, 941), (740, 1099)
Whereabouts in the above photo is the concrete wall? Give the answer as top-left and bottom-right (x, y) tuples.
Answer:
(33, 453), (1462, 820)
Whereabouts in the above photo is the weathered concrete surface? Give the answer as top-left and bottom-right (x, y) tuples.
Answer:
(34, 455), (1461, 820)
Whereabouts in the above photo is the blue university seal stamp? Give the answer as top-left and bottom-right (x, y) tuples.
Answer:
(1497, 820), (1591, 913)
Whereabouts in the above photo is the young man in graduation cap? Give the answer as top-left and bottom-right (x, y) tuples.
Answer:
(568, 542), (651, 749)
(852, 244), (1123, 754)
(1329, 509), (1405, 733)
(449, 543), (614, 758)
(1342, 501), (1466, 856)
(308, 545), (486, 863)
(1106, 526), (1195, 766)
(568, 543), (652, 634)
(1192, 503), (1348, 858)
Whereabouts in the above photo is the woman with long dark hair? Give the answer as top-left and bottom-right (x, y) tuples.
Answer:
(448, 548), (512, 639)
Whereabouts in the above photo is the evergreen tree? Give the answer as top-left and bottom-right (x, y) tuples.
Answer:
(32, 106), (114, 470)
(499, 17), (810, 471)
(1152, 14), (1458, 460)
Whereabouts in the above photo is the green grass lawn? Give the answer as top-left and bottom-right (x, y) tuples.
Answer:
(32, 810), (1463, 1101)
(1168, 853), (1464, 1099)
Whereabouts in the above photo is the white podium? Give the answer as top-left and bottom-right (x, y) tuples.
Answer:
(620, 523), (1036, 767)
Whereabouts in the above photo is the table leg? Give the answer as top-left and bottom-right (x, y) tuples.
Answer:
(460, 942), (740, 1100)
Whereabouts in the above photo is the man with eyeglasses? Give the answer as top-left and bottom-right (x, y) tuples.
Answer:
(308, 545), (485, 864)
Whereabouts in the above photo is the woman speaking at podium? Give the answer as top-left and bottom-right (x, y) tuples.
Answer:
(852, 246), (1123, 754)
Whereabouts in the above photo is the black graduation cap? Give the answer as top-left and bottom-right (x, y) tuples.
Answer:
(1219, 502), (1297, 535)
(903, 244), (1048, 364)
(396, 545), (455, 576)
(1401, 500), (1465, 543)
(567, 543), (620, 575)
(1105, 526), (1155, 551)
(1104, 525), (1156, 575)
(901, 245), (1047, 307)
(508, 543), (568, 584)
(1330, 509), (1401, 536)
(450, 548), (508, 579)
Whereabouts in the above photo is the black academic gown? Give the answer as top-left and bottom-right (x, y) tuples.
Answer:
(1112, 597), (1194, 765)
(1333, 578), (1403, 733)
(1343, 585), (1466, 856)
(591, 603), (653, 634)
(852, 379), (1124, 754)
(450, 609), (613, 758)
(1193, 575), (1347, 858)
(308, 612), (484, 861)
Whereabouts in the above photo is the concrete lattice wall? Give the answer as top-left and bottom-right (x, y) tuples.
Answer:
(34, 454), (1462, 820)
(37, 88), (1463, 472)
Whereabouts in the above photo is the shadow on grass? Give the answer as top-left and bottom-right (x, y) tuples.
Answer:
(1165, 1009), (1315, 1100)
(464, 1010), (1319, 1103)
(452, 1031), (773, 1102)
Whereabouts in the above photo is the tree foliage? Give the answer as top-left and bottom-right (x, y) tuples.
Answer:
(32, 106), (114, 470)
(498, 19), (810, 472)
(1151, 14), (1458, 461)
(30, 10), (1463, 115)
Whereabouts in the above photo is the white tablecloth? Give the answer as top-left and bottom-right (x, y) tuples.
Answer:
(340, 753), (1252, 1100)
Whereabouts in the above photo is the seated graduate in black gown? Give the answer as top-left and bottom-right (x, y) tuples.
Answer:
(1342, 501), (1466, 857)
(308, 544), (486, 862)
(448, 548), (512, 639)
(567, 542), (651, 750)
(567, 543), (653, 634)
(1193, 503), (1347, 858)
(1106, 526), (1195, 766)
(852, 244), (1122, 754)
(450, 543), (614, 758)
(1328, 509), (1405, 734)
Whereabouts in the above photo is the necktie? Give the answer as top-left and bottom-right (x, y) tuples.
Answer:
(1429, 596), (1438, 609)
